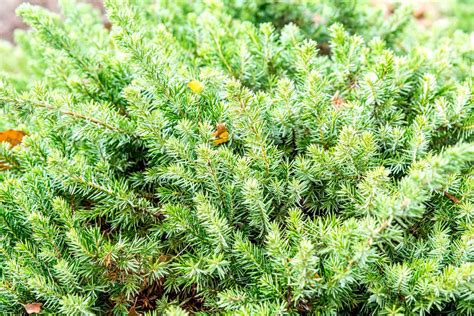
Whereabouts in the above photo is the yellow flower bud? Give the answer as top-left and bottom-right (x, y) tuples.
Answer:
(188, 80), (204, 94)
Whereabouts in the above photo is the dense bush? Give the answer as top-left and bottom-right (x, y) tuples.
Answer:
(0, 0), (472, 314)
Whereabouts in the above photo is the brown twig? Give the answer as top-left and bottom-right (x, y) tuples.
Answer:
(444, 191), (461, 204)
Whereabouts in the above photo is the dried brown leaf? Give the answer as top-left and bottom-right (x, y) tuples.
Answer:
(0, 130), (26, 147)
(23, 302), (42, 314)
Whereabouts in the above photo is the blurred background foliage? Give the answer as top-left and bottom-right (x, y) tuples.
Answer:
(0, 0), (472, 42)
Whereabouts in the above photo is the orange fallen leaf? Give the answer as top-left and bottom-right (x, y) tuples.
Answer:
(213, 132), (229, 145)
(0, 130), (26, 147)
(23, 302), (42, 314)
(331, 91), (345, 109)
(211, 123), (229, 145)
(413, 4), (427, 19)
(212, 123), (227, 138)
(0, 130), (25, 171)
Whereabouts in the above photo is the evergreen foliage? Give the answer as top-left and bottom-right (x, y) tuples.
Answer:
(0, 0), (472, 314)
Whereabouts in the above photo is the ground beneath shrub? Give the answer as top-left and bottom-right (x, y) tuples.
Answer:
(0, 0), (103, 42)
(0, 1), (444, 42)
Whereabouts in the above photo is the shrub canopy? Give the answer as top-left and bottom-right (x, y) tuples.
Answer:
(0, 0), (473, 315)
